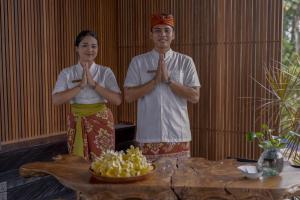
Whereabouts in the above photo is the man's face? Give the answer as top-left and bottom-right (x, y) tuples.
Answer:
(150, 24), (175, 50)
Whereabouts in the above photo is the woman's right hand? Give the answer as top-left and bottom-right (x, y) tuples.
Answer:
(80, 69), (88, 88)
(53, 70), (86, 105)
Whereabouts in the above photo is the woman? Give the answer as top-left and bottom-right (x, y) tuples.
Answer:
(52, 30), (121, 161)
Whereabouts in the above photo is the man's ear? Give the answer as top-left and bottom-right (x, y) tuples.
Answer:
(172, 31), (175, 40)
(149, 31), (153, 40)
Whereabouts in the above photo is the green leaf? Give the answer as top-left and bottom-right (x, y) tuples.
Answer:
(255, 132), (264, 139)
(261, 124), (269, 131)
(246, 132), (256, 141)
(294, 156), (300, 165)
(261, 141), (273, 149)
(277, 143), (287, 149)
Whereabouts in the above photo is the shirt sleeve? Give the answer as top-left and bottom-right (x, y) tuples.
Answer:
(183, 58), (201, 87)
(52, 70), (68, 95)
(103, 68), (121, 93)
(124, 58), (141, 87)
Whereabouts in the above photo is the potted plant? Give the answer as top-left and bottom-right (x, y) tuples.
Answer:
(247, 59), (300, 172)
(247, 124), (288, 176)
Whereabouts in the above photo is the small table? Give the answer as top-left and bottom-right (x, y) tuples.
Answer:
(20, 155), (300, 200)
(20, 155), (177, 200)
(173, 158), (300, 199)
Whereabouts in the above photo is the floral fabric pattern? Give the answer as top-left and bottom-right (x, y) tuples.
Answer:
(139, 142), (190, 161)
(67, 108), (115, 161)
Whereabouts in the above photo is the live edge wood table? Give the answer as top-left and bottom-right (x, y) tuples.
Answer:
(20, 155), (300, 200)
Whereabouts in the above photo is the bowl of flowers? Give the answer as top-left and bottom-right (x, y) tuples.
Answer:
(90, 146), (155, 183)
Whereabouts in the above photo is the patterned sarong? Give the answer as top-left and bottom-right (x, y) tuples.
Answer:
(67, 103), (115, 161)
(139, 142), (190, 161)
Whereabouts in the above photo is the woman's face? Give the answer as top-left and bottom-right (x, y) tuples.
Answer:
(76, 36), (98, 63)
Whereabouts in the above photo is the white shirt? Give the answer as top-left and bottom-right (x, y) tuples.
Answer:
(52, 63), (121, 104)
(124, 49), (200, 143)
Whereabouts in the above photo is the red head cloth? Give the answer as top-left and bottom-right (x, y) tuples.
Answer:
(151, 13), (175, 29)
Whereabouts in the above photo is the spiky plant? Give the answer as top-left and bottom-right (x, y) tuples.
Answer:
(251, 58), (300, 162)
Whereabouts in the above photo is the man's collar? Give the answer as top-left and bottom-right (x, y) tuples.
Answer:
(152, 48), (173, 60)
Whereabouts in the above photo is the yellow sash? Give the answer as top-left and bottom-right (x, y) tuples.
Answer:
(71, 103), (106, 157)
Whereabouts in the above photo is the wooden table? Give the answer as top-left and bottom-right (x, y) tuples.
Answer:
(20, 155), (300, 200)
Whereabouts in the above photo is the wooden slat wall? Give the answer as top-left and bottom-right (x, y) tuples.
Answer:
(117, 0), (282, 160)
(0, 0), (282, 161)
(0, 0), (118, 145)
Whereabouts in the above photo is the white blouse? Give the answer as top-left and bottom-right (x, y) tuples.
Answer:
(53, 62), (121, 104)
(124, 49), (201, 143)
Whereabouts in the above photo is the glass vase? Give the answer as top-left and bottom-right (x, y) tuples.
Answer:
(257, 148), (284, 177)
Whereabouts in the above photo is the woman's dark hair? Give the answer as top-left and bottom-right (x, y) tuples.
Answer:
(75, 30), (98, 46)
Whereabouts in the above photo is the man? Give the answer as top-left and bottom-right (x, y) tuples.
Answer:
(124, 13), (200, 160)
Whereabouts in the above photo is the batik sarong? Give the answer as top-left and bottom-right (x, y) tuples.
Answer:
(139, 142), (190, 161)
(67, 103), (115, 161)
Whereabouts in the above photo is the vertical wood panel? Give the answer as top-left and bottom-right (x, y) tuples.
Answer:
(0, 0), (118, 145)
(117, 0), (282, 160)
(1, 0), (282, 161)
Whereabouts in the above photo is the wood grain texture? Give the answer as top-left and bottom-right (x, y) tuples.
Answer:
(20, 155), (300, 200)
(173, 158), (300, 199)
(117, 0), (282, 160)
(20, 155), (177, 200)
(1, 0), (282, 161)
(0, 0), (119, 144)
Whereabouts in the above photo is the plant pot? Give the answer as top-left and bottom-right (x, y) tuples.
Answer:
(257, 148), (284, 177)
